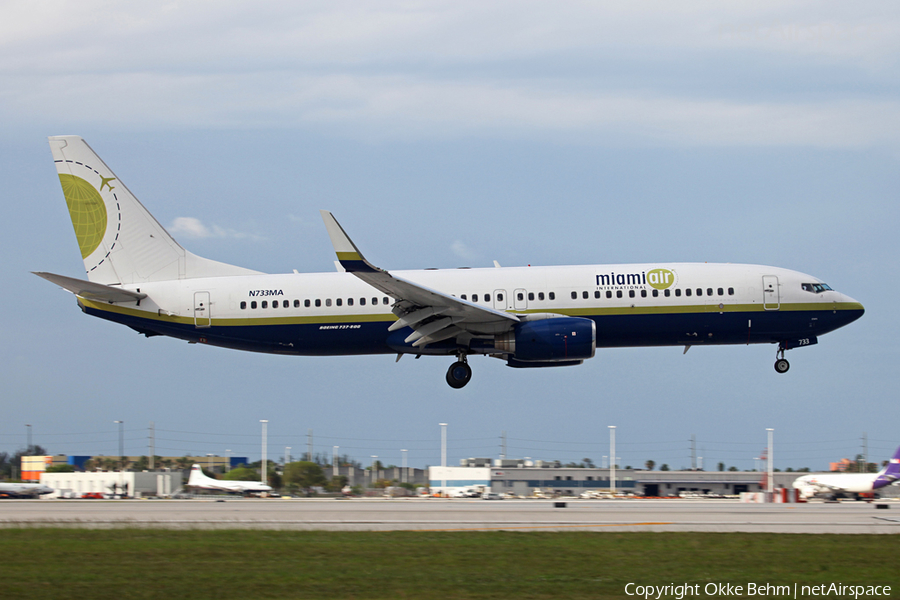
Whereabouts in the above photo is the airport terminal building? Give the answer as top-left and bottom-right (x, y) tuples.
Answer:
(428, 459), (898, 497)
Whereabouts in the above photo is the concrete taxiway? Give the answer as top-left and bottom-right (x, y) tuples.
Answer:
(1, 498), (898, 533)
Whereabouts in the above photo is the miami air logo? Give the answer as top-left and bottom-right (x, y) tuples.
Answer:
(647, 268), (677, 290)
(58, 174), (113, 259)
(595, 268), (677, 290)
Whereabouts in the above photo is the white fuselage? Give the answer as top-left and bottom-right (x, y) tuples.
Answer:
(76, 261), (863, 359)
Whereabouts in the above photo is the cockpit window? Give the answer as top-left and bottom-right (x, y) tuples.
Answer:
(801, 283), (833, 294)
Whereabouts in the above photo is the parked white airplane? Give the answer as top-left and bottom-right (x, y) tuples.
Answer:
(186, 464), (272, 494)
(793, 446), (900, 499)
(0, 482), (54, 498)
(36, 136), (865, 388)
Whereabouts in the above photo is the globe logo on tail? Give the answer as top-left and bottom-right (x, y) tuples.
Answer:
(59, 174), (108, 259)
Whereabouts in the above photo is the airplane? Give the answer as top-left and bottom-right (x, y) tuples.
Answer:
(35, 135), (865, 388)
(793, 446), (900, 500)
(186, 464), (273, 494)
(0, 482), (54, 498)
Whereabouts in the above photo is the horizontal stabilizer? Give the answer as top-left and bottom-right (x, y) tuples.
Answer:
(33, 272), (147, 303)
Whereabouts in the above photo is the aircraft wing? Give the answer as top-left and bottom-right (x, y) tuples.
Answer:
(320, 211), (519, 348)
(810, 481), (846, 492)
(33, 272), (147, 304)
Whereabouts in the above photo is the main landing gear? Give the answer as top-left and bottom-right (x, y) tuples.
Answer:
(774, 345), (790, 374)
(446, 354), (472, 389)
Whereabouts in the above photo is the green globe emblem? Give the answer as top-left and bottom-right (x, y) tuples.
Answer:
(59, 174), (108, 259)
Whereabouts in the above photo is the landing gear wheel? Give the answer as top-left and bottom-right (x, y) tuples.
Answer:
(774, 358), (790, 374)
(446, 361), (472, 389)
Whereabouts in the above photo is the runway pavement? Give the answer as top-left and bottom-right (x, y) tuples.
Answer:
(2, 498), (899, 533)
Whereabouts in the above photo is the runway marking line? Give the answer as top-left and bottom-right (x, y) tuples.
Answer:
(418, 522), (674, 532)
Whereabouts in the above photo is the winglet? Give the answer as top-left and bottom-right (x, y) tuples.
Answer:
(319, 210), (380, 273)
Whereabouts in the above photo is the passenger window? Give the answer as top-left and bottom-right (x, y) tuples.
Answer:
(486, 294), (492, 302)
(348, 298), (354, 306)
(582, 291), (588, 299)
(571, 291), (578, 300)
(652, 289), (658, 297)
(707, 288), (713, 297)
(251, 301), (257, 309)
(629, 290), (635, 298)
(294, 300), (300, 308)
(728, 288), (734, 295)
(371, 297), (377, 305)
(549, 292), (555, 300)
(497, 293), (503, 302)
(336, 298), (342, 306)
(685, 289), (692, 297)
(261, 301), (268, 309)
(325, 299), (332, 307)
(472, 294), (478, 302)
(383, 297), (389, 305)
(304, 299), (311, 307)
(717, 288), (724, 296)
(606, 291), (612, 299)
(641, 289), (647, 298)
(538, 292), (544, 301)
(528, 292), (534, 301)
(616, 290), (623, 298)
(517, 292), (524, 301)
(360, 298), (366, 306)
(594, 291), (600, 299)
(272, 301), (278, 309)
(461, 294), (467, 301)
(315, 299), (322, 307)
(675, 289), (681, 297)
(664, 289), (670, 297)
(240, 301), (247, 310)
(696, 288), (702, 296)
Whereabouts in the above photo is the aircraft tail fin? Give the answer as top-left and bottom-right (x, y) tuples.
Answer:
(48, 136), (260, 285)
(188, 464), (209, 486)
(884, 445), (900, 480)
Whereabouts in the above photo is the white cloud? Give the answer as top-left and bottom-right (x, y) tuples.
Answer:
(169, 217), (262, 241)
(2, 2), (899, 148)
(450, 240), (480, 263)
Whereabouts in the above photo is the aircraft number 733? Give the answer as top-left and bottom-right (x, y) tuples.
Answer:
(35, 136), (864, 388)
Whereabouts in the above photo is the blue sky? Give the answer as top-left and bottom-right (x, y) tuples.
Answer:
(2, 2), (898, 471)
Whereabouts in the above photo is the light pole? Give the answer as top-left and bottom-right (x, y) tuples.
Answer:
(371, 455), (378, 488)
(226, 449), (231, 473)
(25, 424), (32, 455)
(260, 420), (268, 485)
(333, 446), (339, 477)
(114, 420), (124, 470)
(206, 453), (213, 472)
(609, 426), (616, 496)
(766, 428), (774, 497)
(401, 449), (408, 484)
(439, 422), (448, 492)
(285, 446), (291, 465)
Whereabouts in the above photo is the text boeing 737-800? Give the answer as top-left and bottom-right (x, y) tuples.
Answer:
(35, 136), (864, 388)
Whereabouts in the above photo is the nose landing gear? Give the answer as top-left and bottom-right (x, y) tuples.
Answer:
(774, 344), (790, 374)
(446, 354), (472, 389)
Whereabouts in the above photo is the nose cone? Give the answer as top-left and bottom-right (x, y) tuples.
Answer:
(840, 293), (865, 324)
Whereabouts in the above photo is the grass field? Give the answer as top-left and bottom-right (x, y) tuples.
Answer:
(1, 529), (895, 599)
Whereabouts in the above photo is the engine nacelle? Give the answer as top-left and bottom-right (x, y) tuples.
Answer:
(495, 317), (596, 363)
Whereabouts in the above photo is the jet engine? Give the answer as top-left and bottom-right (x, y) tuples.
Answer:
(495, 317), (596, 365)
